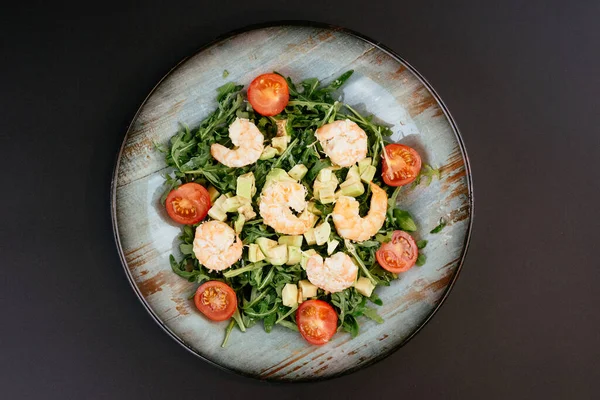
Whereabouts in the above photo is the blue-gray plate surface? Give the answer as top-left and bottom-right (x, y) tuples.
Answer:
(112, 23), (473, 381)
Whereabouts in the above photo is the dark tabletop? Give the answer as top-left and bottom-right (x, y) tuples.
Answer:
(2, 0), (599, 398)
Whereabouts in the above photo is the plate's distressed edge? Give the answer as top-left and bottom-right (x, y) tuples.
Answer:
(110, 21), (474, 383)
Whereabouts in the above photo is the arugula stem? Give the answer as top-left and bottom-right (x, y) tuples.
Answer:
(277, 320), (299, 331)
(287, 100), (333, 108)
(272, 138), (299, 169)
(231, 308), (246, 332)
(221, 319), (235, 347)
(257, 266), (275, 290)
(242, 291), (268, 310)
(387, 186), (402, 220)
(223, 261), (265, 279)
(344, 239), (377, 284)
(244, 301), (280, 318)
(275, 304), (298, 324)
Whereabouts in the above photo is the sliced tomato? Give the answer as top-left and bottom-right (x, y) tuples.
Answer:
(376, 231), (418, 273)
(165, 182), (210, 225)
(296, 300), (338, 345)
(194, 281), (237, 321)
(381, 144), (422, 186)
(247, 73), (289, 116)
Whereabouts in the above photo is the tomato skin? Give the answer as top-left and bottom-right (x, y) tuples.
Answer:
(247, 73), (289, 116)
(381, 144), (422, 186)
(296, 300), (338, 345)
(194, 281), (237, 322)
(376, 231), (418, 273)
(165, 182), (211, 225)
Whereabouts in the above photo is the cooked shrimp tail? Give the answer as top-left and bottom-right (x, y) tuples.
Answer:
(306, 252), (358, 293)
(193, 221), (243, 271)
(259, 180), (316, 235)
(211, 118), (264, 167)
(332, 182), (387, 242)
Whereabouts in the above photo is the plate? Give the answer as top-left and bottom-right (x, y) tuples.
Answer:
(111, 22), (473, 381)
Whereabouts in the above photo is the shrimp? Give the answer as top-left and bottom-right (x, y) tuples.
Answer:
(259, 180), (316, 235)
(332, 182), (388, 242)
(210, 117), (264, 167)
(193, 221), (242, 271)
(315, 119), (368, 167)
(306, 252), (358, 293)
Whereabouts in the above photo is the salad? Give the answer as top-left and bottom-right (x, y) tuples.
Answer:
(157, 71), (442, 347)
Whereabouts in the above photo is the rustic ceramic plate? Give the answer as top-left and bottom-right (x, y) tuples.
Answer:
(111, 22), (473, 381)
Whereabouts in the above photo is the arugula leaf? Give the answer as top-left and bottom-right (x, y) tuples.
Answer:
(277, 320), (299, 331)
(416, 240), (428, 249)
(169, 255), (197, 281)
(362, 307), (384, 324)
(411, 164), (441, 188)
(430, 218), (447, 234)
(321, 70), (354, 92)
(159, 172), (180, 205)
(416, 253), (427, 266)
(179, 243), (193, 255)
(393, 209), (417, 232)
(369, 292), (383, 306)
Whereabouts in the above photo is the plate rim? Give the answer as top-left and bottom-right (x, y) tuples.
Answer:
(110, 20), (474, 382)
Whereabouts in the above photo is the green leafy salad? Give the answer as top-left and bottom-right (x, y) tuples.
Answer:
(157, 70), (441, 347)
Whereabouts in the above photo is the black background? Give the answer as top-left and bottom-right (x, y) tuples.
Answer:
(2, 1), (599, 398)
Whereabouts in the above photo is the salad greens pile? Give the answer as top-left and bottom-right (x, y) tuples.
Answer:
(158, 70), (439, 347)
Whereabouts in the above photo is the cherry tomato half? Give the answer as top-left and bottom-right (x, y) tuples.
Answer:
(194, 281), (237, 322)
(381, 144), (422, 186)
(165, 182), (211, 225)
(247, 73), (289, 116)
(296, 300), (338, 345)
(376, 231), (418, 273)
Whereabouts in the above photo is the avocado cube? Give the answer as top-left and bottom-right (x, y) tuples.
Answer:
(307, 201), (321, 215)
(236, 172), (255, 200)
(314, 222), (331, 246)
(267, 244), (288, 266)
(207, 206), (227, 222)
(248, 243), (265, 263)
(327, 239), (339, 255)
(288, 164), (308, 181)
(360, 165), (377, 183)
(358, 158), (372, 174)
(207, 186), (220, 203)
(298, 280), (318, 298)
(304, 228), (317, 246)
(346, 165), (361, 182)
(265, 168), (294, 186)
(286, 246), (302, 265)
(259, 146), (278, 160)
(271, 136), (288, 155)
(212, 194), (228, 210)
(317, 168), (332, 182)
(234, 214), (245, 234)
(275, 118), (290, 138)
(319, 187), (337, 204)
(282, 283), (298, 307)
(221, 196), (242, 213)
(256, 237), (277, 256)
(278, 235), (303, 248)
(354, 277), (375, 297)
(337, 181), (365, 198)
